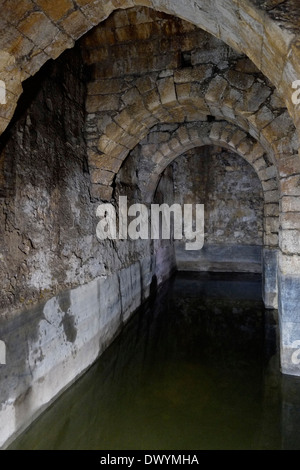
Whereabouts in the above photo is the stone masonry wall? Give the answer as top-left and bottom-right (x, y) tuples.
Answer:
(0, 43), (173, 316)
(0, 0), (300, 447)
(171, 146), (264, 272)
(172, 146), (264, 246)
(0, 42), (175, 447)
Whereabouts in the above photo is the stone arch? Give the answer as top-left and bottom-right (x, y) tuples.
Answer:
(116, 119), (280, 310)
(86, 67), (297, 201)
(129, 121), (278, 211)
(0, 0), (299, 137)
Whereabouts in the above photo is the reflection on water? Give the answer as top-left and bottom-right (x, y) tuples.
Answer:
(8, 273), (300, 450)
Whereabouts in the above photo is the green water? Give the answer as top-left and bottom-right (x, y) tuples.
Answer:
(8, 273), (300, 450)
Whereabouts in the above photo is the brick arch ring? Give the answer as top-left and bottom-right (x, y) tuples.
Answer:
(87, 67), (298, 203)
(117, 120), (279, 250)
(0, 0), (299, 138)
(117, 119), (282, 312)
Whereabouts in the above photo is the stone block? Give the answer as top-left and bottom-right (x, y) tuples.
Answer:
(232, 4), (264, 64)
(237, 82), (271, 114)
(119, 132), (140, 150)
(90, 168), (115, 185)
(248, 105), (275, 130)
(187, 83), (209, 112)
(259, 165), (278, 181)
(281, 196), (300, 213)
(121, 87), (142, 107)
(75, 0), (101, 5)
(157, 76), (177, 107)
(262, 248), (278, 309)
(84, 46), (109, 64)
(125, 100), (151, 125)
(136, 75), (156, 94)
(225, 70), (255, 90)
(119, 262), (141, 323)
(97, 136), (128, 160)
(17, 11), (60, 50)
(140, 143), (156, 158)
(36, 0), (73, 21)
(279, 253), (300, 276)
(253, 157), (268, 172)
(262, 111), (295, 144)
(261, 19), (293, 88)
(273, 133), (299, 155)
(280, 175), (300, 197)
(278, 318), (300, 376)
(280, 229), (300, 254)
(251, 142), (266, 162)
(281, 213), (300, 230)
(159, 142), (172, 157)
(87, 79), (126, 95)
(60, 9), (91, 39)
(279, 155), (300, 179)
(205, 75), (228, 104)
(237, 139), (252, 156)
(174, 65), (212, 84)
(188, 127), (203, 145)
(127, 6), (154, 25)
(115, 25), (136, 42)
(166, 106), (185, 123)
(2, 0), (34, 25)
(5, 31), (34, 63)
(168, 137), (181, 152)
(184, 109), (207, 123)
(264, 216), (279, 233)
(111, 9), (130, 27)
(265, 190), (280, 203)
(22, 50), (50, 77)
(209, 122), (225, 141)
(262, 179), (278, 192)
(144, 89), (162, 113)
(78, 2), (107, 25)
(126, 120), (149, 141)
(228, 129), (247, 149)
(234, 115), (249, 133)
(44, 30), (74, 60)
(191, 42), (227, 67)
(88, 152), (122, 173)
(86, 94), (119, 113)
(90, 183), (113, 201)
(177, 126), (190, 146)
(147, 131), (170, 145)
(93, 27), (116, 45)
(220, 124), (235, 144)
(151, 151), (165, 166)
(220, 105), (236, 121)
(176, 83), (191, 104)
(113, 109), (133, 130)
(105, 121), (126, 143)
(235, 58), (260, 74)
(278, 274), (300, 323)
(264, 233), (279, 247)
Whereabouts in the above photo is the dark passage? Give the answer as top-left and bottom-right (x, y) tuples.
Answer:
(8, 273), (300, 450)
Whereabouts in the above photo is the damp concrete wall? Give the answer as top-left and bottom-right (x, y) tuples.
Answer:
(0, 45), (175, 448)
(155, 146), (264, 274)
(0, 260), (157, 448)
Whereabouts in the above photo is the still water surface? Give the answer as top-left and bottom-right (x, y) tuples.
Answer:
(9, 273), (300, 450)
